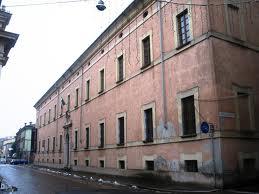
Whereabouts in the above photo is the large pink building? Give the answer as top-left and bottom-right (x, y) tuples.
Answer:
(34, 0), (259, 187)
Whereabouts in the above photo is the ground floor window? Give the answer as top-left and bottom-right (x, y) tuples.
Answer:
(99, 160), (105, 168)
(185, 160), (198, 172)
(145, 160), (154, 170)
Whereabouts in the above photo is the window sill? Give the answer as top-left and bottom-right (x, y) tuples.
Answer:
(116, 79), (124, 85)
(74, 106), (78, 110)
(98, 146), (104, 149)
(84, 147), (89, 150)
(176, 41), (191, 50)
(85, 98), (90, 103)
(180, 133), (197, 138)
(117, 143), (125, 147)
(98, 90), (106, 96)
(140, 62), (153, 71)
(143, 139), (153, 143)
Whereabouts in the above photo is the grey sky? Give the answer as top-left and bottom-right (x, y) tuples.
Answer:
(0, 0), (133, 138)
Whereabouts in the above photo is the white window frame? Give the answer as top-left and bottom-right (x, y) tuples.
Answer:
(139, 30), (153, 68)
(180, 152), (202, 172)
(85, 124), (91, 149)
(173, 5), (193, 48)
(74, 128), (79, 150)
(143, 155), (156, 170)
(141, 102), (156, 142)
(98, 157), (105, 168)
(85, 78), (91, 101)
(85, 157), (91, 167)
(177, 87), (200, 136)
(98, 68), (105, 93)
(117, 156), (127, 170)
(116, 51), (126, 82)
(233, 85), (255, 130)
(98, 119), (106, 148)
(116, 112), (127, 145)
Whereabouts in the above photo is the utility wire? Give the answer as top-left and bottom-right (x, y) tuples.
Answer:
(3, 0), (258, 8)
(4, 0), (91, 7)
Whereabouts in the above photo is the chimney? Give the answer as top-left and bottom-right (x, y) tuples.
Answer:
(24, 123), (27, 126)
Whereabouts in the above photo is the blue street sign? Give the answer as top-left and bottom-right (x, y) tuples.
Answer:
(201, 122), (210, 133)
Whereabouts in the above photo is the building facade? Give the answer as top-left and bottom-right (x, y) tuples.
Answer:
(1, 137), (15, 162)
(0, 1), (19, 78)
(34, 0), (259, 187)
(16, 122), (37, 163)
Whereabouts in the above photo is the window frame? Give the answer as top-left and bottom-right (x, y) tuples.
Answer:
(85, 79), (91, 101)
(75, 88), (79, 108)
(98, 119), (105, 148)
(98, 68), (105, 94)
(85, 125), (90, 149)
(141, 102), (156, 143)
(139, 31), (153, 69)
(74, 129), (78, 150)
(116, 112), (127, 146)
(177, 87), (199, 137)
(116, 52), (125, 83)
(173, 6), (193, 49)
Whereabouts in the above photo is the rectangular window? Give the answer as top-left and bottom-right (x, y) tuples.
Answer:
(117, 55), (124, 82)
(52, 137), (55, 152)
(237, 92), (250, 129)
(60, 103), (63, 115)
(144, 108), (153, 143)
(67, 95), (70, 111)
(59, 135), (62, 152)
(54, 105), (57, 120)
(44, 113), (46, 125)
(145, 160), (154, 170)
(74, 160), (77, 166)
(185, 160), (198, 172)
(86, 80), (90, 101)
(85, 159), (89, 167)
(85, 127), (90, 149)
(59, 159), (61, 164)
(99, 123), (104, 148)
(142, 36), (151, 67)
(99, 160), (105, 168)
(42, 140), (45, 151)
(48, 109), (51, 123)
(74, 131), (78, 150)
(40, 116), (42, 127)
(75, 88), (79, 107)
(118, 160), (125, 169)
(52, 159), (55, 164)
(118, 117), (125, 145)
(99, 69), (105, 93)
(182, 95), (196, 136)
(177, 9), (191, 46)
(47, 138), (50, 152)
(38, 141), (41, 152)
(243, 158), (256, 172)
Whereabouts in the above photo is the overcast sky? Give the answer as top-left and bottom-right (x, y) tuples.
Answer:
(0, 0), (133, 138)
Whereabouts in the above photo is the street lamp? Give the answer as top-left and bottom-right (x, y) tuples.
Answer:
(96, 0), (106, 11)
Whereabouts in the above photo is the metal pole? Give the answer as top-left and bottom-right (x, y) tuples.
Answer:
(158, 0), (167, 128)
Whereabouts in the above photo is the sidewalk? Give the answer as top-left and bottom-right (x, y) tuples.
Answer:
(28, 165), (259, 193)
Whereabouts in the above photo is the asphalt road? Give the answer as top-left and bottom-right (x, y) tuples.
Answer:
(0, 164), (153, 194)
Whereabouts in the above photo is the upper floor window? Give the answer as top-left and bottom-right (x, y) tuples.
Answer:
(48, 109), (51, 123)
(99, 69), (105, 93)
(52, 137), (55, 152)
(182, 95), (196, 136)
(74, 130), (78, 150)
(44, 113), (46, 125)
(144, 108), (154, 143)
(116, 113), (126, 146)
(117, 55), (124, 83)
(54, 105), (57, 120)
(85, 127), (90, 149)
(177, 9), (191, 47)
(86, 80), (90, 101)
(67, 95), (71, 111)
(75, 88), (79, 107)
(142, 36), (151, 67)
(99, 122), (105, 148)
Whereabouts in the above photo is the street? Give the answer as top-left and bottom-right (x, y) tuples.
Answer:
(0, 165), (153, 194)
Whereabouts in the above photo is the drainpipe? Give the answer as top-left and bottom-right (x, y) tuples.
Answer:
(79, 67), (84, 144)
(157, 0), (167, 128)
